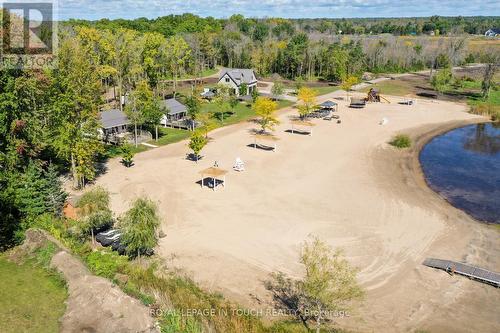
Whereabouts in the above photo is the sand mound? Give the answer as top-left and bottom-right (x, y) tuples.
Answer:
(51, 251), (159, 333)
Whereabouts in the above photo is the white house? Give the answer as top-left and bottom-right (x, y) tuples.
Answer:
(218, 68), (258, 96)
(485, 28), (500, 37)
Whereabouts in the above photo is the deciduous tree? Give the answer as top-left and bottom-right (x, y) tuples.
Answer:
(253, 97), (280, 133)
(266, 236), (364, 333)
(297, 87), (317, 118)
(188, 130), (208, 162)
(120, 197), (161, 258)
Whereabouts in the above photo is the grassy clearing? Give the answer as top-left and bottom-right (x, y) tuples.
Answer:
(444, 80), (500, 120)
(314, 85), (341, 96)
(361, 80), (414, 96)
(0, 245), (67, 333)
(283, 82), (341, 96)
(201, 100), (293, 125)
(154, 127), (192, 146)
(166, 67), (219, 81)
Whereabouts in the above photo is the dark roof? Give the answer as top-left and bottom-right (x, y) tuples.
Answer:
(100, 109), (129, 129)
(319, 100), (338, 108)
(162, 98), (187, 115)
(486, 28), (500, 34)
(219, 68), (257, 86)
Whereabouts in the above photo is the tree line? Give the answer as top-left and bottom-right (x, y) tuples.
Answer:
(68, 14), (500, 37)
(66, 14), (499, 82)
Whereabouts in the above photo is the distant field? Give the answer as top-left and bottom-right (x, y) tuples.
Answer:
(0, 255), (67, 333)
(468, 38), (500, 53)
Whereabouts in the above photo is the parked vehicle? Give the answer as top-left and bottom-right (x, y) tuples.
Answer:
(96, 229), (120, 246)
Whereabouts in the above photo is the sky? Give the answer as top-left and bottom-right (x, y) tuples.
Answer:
(57, 0), (500, 20)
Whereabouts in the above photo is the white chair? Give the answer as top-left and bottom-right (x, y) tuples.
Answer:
(233, 157), (245, 172)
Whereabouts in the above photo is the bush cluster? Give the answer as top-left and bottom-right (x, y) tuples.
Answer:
(390, 134), (412, 148)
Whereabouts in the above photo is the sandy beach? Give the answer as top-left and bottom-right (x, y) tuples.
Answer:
(95, 91), (500, 333)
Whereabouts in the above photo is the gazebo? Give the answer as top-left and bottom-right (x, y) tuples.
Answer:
(199, 167), (228, 191)
(290, 120), (316, 136)
(251, 133), (280, 152)
(319, 100), (338, 112)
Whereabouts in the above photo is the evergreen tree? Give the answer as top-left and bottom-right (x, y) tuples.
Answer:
(43, 164), (68, 217)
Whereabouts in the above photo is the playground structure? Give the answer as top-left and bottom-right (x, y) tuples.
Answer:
(367, 88), (390, 103)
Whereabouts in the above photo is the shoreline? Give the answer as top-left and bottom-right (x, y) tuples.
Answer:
(408, 119), (497, 226)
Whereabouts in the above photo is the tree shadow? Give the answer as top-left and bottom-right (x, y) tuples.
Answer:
(247, 143), (275, 151)
(95, 161), (109, 177)
(195, 178), (224, 189)
(416, 91), (438, 98)
(186, 153), (204, 162)
(285, 129), (311, 135)
(120, 160), (135, 168)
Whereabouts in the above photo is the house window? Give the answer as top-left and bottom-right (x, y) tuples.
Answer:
(225, 78), (230, 83)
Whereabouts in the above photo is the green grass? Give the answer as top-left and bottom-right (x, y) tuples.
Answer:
(176, 67), (219, 80)
(443, 80), (500, 121)
(202, 99), (294, 127)
(314, 85), (341, 96)
(154, 127), (192, 146)
(0, 251), (67, 333)
(361, 80), (414, 96)
(283, 83), (341, 97)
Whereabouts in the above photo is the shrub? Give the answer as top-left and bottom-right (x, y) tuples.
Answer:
(121, 144), (135, 167)
(77, 186), (111, 217)
(85, 249), (128, 279)
(121, 281), (156, 306)
(390, 134), (412, 148)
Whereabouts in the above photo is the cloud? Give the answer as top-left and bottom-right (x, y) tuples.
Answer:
(58, 0), (499, 20)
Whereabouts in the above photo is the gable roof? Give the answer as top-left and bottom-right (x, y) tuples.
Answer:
(486, 28), (500, 34)
(162, 98), (187, 115)
(100, 109), (129, 129)
(219, 68), (257, 86)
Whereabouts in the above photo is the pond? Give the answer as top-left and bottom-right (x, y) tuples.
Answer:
(420, 123), (500, 224)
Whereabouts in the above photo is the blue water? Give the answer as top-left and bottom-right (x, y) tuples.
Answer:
(420, 123), (500, 224)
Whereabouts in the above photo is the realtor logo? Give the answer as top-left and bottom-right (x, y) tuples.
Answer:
(1, 0), (57, 68)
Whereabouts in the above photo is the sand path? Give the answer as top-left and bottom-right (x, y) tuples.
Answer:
(95, 92), (500, 332)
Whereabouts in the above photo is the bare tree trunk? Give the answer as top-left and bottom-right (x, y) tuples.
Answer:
(134, 121), (138, 147)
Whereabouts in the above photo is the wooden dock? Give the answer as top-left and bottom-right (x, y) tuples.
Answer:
(423, 258), (500, 287)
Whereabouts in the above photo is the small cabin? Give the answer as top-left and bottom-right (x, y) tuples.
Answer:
(160, 98), (188, 125)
